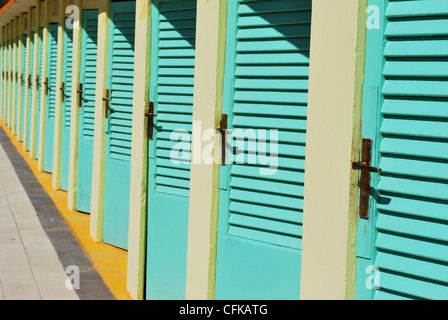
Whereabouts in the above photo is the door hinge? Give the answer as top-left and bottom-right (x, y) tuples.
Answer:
(352, 139), (382, 219)
(218, 114), (228, 165)
(103, 89), (110, 117)
(145, 101), (155, 140)
(77, 83), (83, 108)
(43, 77), (49, 95)
(60, 82), (65, 102)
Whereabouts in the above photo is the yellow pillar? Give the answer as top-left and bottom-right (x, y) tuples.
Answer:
(52, 0), (66, 188)
(67, 0), (83, 211)
(11, 18), (17, 136)
(22, 11), (31, 152)
(127, 0), (149, 301)
(16, 14), (24, 142)
(30, 1), (41, 160)
(0, 27), (3, 121)
(90, 0), (110, 242)
(7, 21), (13, 130)
(8, 19), (17, 133)
(300, 0), (367, 300)
(185, 0), (227, 300)
(37, 0), (49, 169)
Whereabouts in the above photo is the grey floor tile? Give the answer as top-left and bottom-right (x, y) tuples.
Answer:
(0, 128), (114, 300)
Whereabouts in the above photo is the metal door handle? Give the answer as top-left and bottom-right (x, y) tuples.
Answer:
(102, 89), (110, 117)
(77, 83), (83, 108)
(43, 78), (49, 95)
(218, 114), (228, 165)
(145, 101), (155, 140)
(60, 82), (65, 102)
(352, 161), (382, 173)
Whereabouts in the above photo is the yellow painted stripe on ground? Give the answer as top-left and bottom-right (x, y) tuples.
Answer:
(0, 121), (132, 300)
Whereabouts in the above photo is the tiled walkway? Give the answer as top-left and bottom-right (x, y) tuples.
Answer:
(0, 127), (115, 300)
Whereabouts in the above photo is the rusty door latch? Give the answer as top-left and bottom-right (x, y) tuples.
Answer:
(218, 114), (228, 165)
(352, 138), (382, 219)
(60, 82), (66, 102)
(103, 89), (110, 117)
(77, 83), (83, 108)
(145, 101), (155, 140)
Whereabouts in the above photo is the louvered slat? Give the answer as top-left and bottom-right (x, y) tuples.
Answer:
(81, 15), (98, 140)
(37, 29), (43, 113)
(108, 9), (135, 162)
(5, 40), (9, 124)
(47, 27), (58, 119)
(35, 28), (44, 159)
(26, 34), (34, 150)
(14, 36), (19, 134)
(225, 0), (311, 250)
(21, 35), (26, 139)
(63, 28), (73, 129)
(153, 0), (196, 198)
(373, 0), (448, 300)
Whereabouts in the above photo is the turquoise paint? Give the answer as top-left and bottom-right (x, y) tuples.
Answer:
(43, 24), (58, 173)
(5, 41), (9, 125)
(14, 38), (19, 136)
(26, 34), (34, 151)
(102, 1), (136, 250)
(35, 28), (44, 160)
(6, 40), (10, 126)
(20, 35), (27, 141)
(0, 43), (2, 120)
(357, 0), (448, 300)
(145, 0), (196, 300)
(215, 0), (312, 299)
(76, 9), (99, 214)
(5, 41), (12, 124)
(60, 25), (74, 191)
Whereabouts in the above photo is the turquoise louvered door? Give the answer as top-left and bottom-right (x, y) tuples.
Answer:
(9, 39), (13, 127)
(7, 41), (11, 126)
(20, 35), (27, 141)
(61, 26), (74, 191)
(103, 1), (136, 250)
(14, 37), (19, 135)
(5, 41), (9, 124)
(35, 28), (44, 160)
(0, 42), (2, 119)
(26, 34), (34, 151)
(76, 9), (99, 214)
(145, 0), (196, 300)
(215, 0), (311, 299)
(44, 24), (58, 173)
(357, 0), (448, 300)
(10, 39), (13, 127)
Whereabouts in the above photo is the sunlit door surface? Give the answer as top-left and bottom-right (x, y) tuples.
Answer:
(216, 0), (312, 299)
(103, 1), (136, 250)
(43, 24), (58, 173)
(76, 9), (99, 214)
(60, 25), (74, 191)
(357, 0), (448, 300)
(146, 0), (197, 300)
